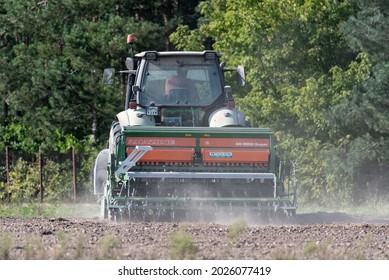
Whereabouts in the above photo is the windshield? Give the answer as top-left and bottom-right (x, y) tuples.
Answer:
(139, 56), (223, 107)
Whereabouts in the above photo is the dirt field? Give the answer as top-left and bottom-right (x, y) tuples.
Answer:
(1, 212), (388, 260)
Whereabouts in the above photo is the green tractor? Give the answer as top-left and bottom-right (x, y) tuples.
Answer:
(93, 35), (297, 222)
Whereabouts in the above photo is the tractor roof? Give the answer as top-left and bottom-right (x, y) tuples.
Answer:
(135, 50), (222, 58)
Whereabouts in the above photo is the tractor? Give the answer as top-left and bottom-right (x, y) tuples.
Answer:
(93, 35), (297, 223)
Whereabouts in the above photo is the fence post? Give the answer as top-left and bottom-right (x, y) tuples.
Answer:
(39, 147), (43, 203)
(5, 146), (10, 202)
(72, 146), (77, 203)
(5, 146), (9, 185)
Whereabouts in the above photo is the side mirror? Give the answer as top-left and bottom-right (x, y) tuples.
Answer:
(224, 85), (233, 96)
(132, 85), (140, 104)
(237, 65), (246, 86)
(102, 68), (115, 85)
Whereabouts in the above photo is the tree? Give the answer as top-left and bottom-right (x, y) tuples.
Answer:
(0, 0), (200, 152)
(324, 0), (389, 202)
(172, 0), (357, 206)
(0, 0), (200, 201)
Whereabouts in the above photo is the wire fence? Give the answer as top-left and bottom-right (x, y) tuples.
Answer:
(0, 146), (95, 203)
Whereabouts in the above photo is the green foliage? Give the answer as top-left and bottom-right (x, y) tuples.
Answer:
(1, 0), (200, 153)
(169, 0), (389, 206)
(170, 25), (205, 51)
(54, 231), (69, 260)
(42, 160), (74, 201)
(325, 1), (389, 204)
(24, 235), (46, 260)
(95, 235), (120, 260)
(169, 230), (197, 259)
(1, 158), (73, 203)
(227, 219), (246, 240)
(302, 237), (334, 259)
(1, 0), (388, 206)
(0, 143), (102, 204)
(4, 159), (40, 202)
(0, 203), (100, 218)
(223, 219), (247, 257)
(191, 0), (358, 144)
(0, 0), (201, 203)
(0, 123), (36, 152)
(73, 234), (86, 260)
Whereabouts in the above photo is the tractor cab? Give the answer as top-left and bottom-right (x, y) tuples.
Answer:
(113, 50), (247, 127)
(135, 51), (224, 108)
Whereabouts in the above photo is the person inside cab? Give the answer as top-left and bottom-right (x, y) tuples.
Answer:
(165, 67), (199, 104)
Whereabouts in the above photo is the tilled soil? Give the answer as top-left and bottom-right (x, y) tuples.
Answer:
(0, 213), (388, 260)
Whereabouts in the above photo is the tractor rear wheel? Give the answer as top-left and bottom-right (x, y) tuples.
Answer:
(100, 197), (108, 219)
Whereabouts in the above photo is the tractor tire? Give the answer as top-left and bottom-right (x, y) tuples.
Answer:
(100, 197), (108, 219)
(109, 121), (122, 154)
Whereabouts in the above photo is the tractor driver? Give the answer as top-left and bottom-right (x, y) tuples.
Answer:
(165, 67), (199, 104)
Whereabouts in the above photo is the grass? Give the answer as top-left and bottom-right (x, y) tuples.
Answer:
(24, 235), (46, 260)
(54, 231), (69, 259)
(297, 198), (389, 218)
(227, 219), (246, 240)
(169, 229), (197, 259)
(0, 203), (100, 218)
(302, 237), (334, 259)
(270, 235), (375, 260)
(73, 234), (86, 260)
(223, 219), (247, 257)
(95, 235), (120, 260)
(1, 200), (388, 219)
(0, 231), (122, 260)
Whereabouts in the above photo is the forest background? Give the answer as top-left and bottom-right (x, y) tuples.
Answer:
(0, 0), (388, 208)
